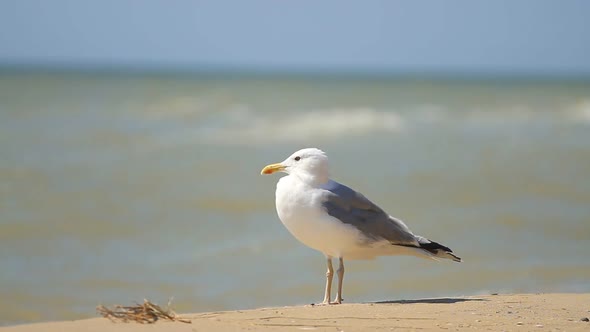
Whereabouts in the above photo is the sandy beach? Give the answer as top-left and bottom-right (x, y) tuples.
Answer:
(2, 293), (589, 331)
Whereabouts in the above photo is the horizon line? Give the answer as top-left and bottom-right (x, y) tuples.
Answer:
(2, 61), (590, 82)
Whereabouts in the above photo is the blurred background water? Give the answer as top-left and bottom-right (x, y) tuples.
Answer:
(1, 72), (589, 325)
(2, 0), (590, 326)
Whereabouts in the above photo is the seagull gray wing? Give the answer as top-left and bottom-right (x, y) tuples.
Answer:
(320, 180), (419, 246)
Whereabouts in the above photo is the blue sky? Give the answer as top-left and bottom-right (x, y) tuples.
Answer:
(1, 0), (589, 75)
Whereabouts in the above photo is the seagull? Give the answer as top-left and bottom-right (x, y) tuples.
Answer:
(261, 148), (461, 305)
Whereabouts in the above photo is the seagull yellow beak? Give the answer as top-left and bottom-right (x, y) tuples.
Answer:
(261, 163), (285, 175)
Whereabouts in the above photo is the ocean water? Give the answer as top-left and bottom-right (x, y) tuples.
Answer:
(1, 72), (589, 325)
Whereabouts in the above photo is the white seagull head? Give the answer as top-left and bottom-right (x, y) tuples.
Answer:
(261, 148), (330, 185)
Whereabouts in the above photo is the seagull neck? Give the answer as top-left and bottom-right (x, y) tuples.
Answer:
(294, 172), (329, 187)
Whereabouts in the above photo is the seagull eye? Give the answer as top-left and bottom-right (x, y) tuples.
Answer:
(294, 156), (301, 161)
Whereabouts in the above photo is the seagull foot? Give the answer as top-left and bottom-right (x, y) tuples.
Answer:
(313, 300), (340, 306)
(313, 300), (342, 305)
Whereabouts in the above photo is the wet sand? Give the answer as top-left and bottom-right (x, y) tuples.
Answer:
(2, 293), (589, 331)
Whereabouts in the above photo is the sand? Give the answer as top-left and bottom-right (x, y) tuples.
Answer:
(2, 293), (589, 331)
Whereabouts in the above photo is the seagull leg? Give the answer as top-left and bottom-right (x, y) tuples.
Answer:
(333, 257), (344, 304)
(321, 257), (334, 305)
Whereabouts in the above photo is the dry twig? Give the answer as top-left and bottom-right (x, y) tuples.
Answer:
(97, 299), (191, 324)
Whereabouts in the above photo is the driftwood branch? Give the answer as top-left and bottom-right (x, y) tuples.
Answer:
(97, 299), (191, 324)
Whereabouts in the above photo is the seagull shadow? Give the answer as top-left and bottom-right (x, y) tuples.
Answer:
(371, 297), (486, 305)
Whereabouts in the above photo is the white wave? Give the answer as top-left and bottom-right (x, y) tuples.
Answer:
(141, 101), (590, 149)
(202, 107), (405, 145)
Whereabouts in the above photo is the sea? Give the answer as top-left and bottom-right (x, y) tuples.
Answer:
(1, 71), (589, 325)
